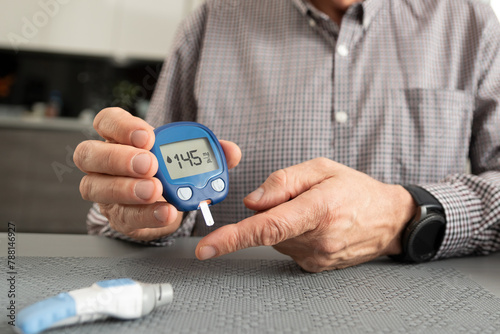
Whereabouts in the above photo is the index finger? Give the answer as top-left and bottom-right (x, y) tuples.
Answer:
(94, 108), (155, 149)
(243, 158), (338, 212)
(195, 191), (321, 260)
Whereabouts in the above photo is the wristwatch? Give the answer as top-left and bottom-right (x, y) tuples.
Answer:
(392, 185), (446, 263)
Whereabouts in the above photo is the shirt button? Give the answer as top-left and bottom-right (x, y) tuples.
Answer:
(335, 111), (348, 123)
(337, 44), (349, 57)
(308, 18), (317, 27)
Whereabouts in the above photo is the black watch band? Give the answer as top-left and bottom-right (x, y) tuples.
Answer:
(392, 185), (446, 263)
(403, 185), (442, 212)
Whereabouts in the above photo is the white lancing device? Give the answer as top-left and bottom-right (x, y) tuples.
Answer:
(16, 279), (173, 334)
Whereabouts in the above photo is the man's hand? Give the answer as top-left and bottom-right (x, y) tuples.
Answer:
(74, 108), (241, 241)
(196, 158), (416, 272)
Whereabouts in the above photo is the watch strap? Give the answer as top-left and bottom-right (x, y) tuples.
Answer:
(402, 185), (443, 213)
(392, 185), (445, 263)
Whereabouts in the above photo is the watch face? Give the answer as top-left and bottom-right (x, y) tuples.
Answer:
(408, 213), (446, 262)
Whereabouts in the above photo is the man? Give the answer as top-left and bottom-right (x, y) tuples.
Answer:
(74, 0), (500, 272)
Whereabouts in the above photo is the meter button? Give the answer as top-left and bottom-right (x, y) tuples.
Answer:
(211, 178), (226, 192)
(177, 187), (193, 201)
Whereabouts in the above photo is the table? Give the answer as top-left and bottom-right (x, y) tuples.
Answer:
(1, 233), (500, 333)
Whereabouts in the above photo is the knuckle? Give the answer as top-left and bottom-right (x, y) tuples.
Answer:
(98, 203), (117, 226)
(300, 256), (336, 273)
(268, 168), (288, 189)
(79, 175), (91, 200)
(316, 238), (344, 256)
(81, 174), (131, 204)
(98, 203), (109, 216)
(314, 157), (333, 170)
(73, 141), (93, 170)
(310, 201), (346, 255)
(127, 205), (154, 228)
(127, 230), (146, 240)
(94, 108), (117, 129)
(305, 187), (338, 229)
(104, 204), (134, 236)
(93, 108), (108, 131)
(94, 108), (125, 138)
(103, 145), (117, 174)
(258, 213), (291, 246)
(299, 257), (324, 273)
(227, 226), (246, 250)
(320, 193), (341, 225)
(98, 203), (111, 217)
(108, 178), (123, 202)
(315, 156), (330, 165)
(114, 205), (130, 233)
(106, 206), (124, 232)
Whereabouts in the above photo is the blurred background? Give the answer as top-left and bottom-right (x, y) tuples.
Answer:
(0, 0), (498, 234)
(0, 0), (204, 233)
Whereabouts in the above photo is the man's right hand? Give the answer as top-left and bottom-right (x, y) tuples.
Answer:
(74, 108), (241, 241)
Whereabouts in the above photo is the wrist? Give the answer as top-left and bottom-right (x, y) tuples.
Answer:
(386, 185), (418, 256)
(392, 185), (446, 262)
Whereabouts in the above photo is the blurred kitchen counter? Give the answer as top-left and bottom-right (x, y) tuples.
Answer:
(0, 115), (96, 132)
(0, 115), (101, 234)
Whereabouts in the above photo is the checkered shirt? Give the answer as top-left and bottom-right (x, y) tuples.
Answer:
(88, 0), (500, 259)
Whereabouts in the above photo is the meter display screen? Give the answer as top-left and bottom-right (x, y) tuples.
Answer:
(159, 138), (219, 180)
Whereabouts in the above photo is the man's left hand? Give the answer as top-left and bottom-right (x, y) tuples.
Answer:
(195, 158), (416, 272)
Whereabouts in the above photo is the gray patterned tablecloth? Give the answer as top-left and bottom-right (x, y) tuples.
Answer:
(2, 257), (500, 333)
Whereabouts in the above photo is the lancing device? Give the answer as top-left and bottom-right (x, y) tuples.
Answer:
(151, 122), (229, 227)
(16, 278), (173, 334)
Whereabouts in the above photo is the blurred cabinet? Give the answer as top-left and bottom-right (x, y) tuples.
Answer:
(0, 0), (196, 60)
(0, 124), (100, 234)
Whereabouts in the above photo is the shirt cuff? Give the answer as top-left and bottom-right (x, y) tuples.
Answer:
(87, 203), (196, 247)
(420, 180), (478, 260)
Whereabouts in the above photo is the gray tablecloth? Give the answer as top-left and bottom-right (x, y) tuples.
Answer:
(2, 256), (500, 333)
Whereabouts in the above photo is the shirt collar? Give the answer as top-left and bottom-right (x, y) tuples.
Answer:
(291, 0), (310, 16)
(292, 0), (385, 30)
(292, 0), (330, 20)
(361, 0), (384, 29)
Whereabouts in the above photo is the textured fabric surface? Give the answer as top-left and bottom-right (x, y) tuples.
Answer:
(87, 0), (500, 259)
(2, 256), (500, 333)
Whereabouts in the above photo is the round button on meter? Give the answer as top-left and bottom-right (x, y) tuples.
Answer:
(211, 178), (225, 192)
(177, 187), (193, 201)
(151, 122), (229, 213)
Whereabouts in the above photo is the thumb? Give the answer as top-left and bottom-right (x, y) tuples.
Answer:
(244, 158), (336, 212)
(219, 140), (241, 170)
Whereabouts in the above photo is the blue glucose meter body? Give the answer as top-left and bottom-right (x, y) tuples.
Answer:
(151, 122), (229, 212)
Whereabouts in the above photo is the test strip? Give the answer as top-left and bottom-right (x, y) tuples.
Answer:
(199, 201), (214, 226)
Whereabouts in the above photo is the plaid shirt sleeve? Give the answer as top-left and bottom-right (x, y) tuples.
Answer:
(423, 13), (500, 259)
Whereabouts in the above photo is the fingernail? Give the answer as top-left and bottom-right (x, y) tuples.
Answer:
(154, 205), (169, 223)
(131, 130), (148, 148)
(198, 246), (217, 260)
(246, 187), (264, 202)
(135, 180), (154, 200)
(132, 153), (151, 175)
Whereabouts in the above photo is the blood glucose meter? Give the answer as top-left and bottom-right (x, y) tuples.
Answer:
(151, 122), (229, 225)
